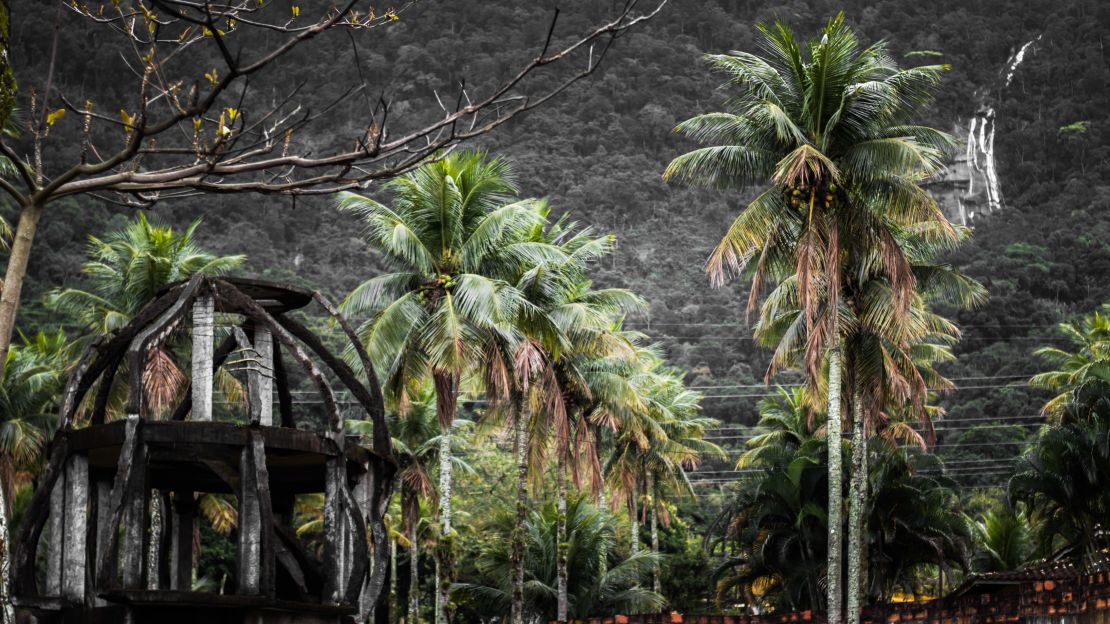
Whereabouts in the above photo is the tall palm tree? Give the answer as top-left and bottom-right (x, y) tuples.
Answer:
(495, 209), (645, 624)
(605, 350), (724, 601)
(339, 151), (544, 624)
(47, 213), (244, 418)
(665, 14), (958, 622)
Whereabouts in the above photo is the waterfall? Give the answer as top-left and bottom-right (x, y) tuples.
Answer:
(932, 36), (1040, 225)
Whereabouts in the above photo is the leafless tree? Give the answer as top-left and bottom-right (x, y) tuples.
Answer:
(0, 0), (668, 375)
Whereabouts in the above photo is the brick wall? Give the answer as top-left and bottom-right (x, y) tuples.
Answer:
(566, 568), (1110, 624)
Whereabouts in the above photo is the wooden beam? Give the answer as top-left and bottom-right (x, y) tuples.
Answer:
(190, 294), (216, 422)
(45, 471), (65, 595)
(92, 479), (111, 605)
(90, 354), (123, 426)
(249, 430), (276, 597)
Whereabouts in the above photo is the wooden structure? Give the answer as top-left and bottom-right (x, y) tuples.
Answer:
(9, 276), (396, 623)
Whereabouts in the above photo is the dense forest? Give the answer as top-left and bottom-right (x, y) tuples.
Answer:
(3, 0), (1110, 621)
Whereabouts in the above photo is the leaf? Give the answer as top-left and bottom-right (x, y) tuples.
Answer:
(119, 109), (135, 130)
(291, 5), (300, 17)
(45, 108), (65, 126)
(204, 69), (218, 86)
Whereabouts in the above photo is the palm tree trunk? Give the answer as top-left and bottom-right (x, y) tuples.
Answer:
(433, 371), (458, 624)
(408, 519), (419, 624)
(629, 481), (640, 557)
(847, 387), (866, 624)
(556, 456), (568, 623)
(597, 488), (608, 579)
(649, 473), (660, 595)
(0, 469), (15, 624)
(510, 417), (528, 624)
(435, 430), (452, 624)
(826, 344), (844, 624)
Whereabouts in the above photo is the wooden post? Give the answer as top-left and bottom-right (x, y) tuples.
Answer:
(170, 491), (196, 591)
(94, 479), (111, 604)
(322, 456), (345, 604)
(191, 295), (215, 422)
(45, 471), (65, 595)
(237, 437), (267, 595)
(121, 418), (148, 589)
(251, 327), (274, 426)
(61, 453), (89, 601)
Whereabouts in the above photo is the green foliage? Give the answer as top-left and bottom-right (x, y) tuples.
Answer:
(454, 494), (664, 620)
(712, 438), (970, 612)
(0, 330), (71, 471)
(47, 213), (244, 335)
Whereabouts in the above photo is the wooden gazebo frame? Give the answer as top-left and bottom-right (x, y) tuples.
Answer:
(9, 275), (396, 623)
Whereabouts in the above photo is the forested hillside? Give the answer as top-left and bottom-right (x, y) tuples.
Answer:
(9, 0), (1110, 477)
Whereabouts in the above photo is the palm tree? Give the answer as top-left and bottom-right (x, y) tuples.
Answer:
(476, 207), (647, 624)
(47, 213), (243, 418)
(737, 385), (819, 468)
(971, 507), (1035, 573)
(665, 14), (959, 622)
(339, 151), (545, 624)
(1029, 303), (1110, 421)
(605, 351), (725, 602)
(1009, 411), (1110, 556)
(454, 494), (664, 622)
(0, 330), (71, 507)
(711, 437), (970, 612)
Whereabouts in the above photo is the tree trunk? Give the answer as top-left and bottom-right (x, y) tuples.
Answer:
(597, 489), (608, 579)
(408, 519), (419, 624)
(556, 457), (568, 623)
(629, 482), (639, 557)
(826, 344), (844, 624)
(847, 387), (866, 624)
(649, 474), (660, 596)
(435, 430), (452, 624)
(432, 372), (458, 624)
(0, 203), (43, 376)
(0, 463), (14, 624)
(390, 534), (397, 622)
(510, 416), (528, 624)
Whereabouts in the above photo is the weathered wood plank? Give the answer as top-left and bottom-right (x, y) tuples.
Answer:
(61, 454), (89, 601)
(237, 439), (261, 594)
(321, 456), (344, 604)
(342, 478), (369, 607)
(92, 479), (111, 605)
(190, 293), (216, 422)
(121, 439), (149, 589)
(56, 342), (99, 432)
(90, 354), (123, 427)
(250, 430), (276, 598)
(45, 470), (65, 595)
